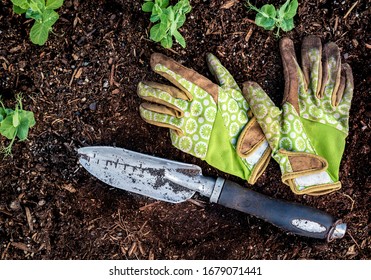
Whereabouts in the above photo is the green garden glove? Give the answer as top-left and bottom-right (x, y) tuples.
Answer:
(138, 53), (271, 184)
(243, 36), (354, 195)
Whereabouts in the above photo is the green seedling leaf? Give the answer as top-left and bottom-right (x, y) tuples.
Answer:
(278, 0), (298, 19)
(30, 10), (59, 45)
(175, 14), (186, 28)
(17, 111), (36, 141)
(260, 4), (276, 18)
(160, 34), (173, 48)
(143, 0), (191, 48)
(5, 109), (14, 115)
(177, 0), (192, 13)
(0, 95), (36, 155)
(170, 17), (178, 35)
(0, 115), (17, 140)
(247, 0), (298, 37)
(42, 9), (60, 27)
(0, 108), (4, 122)
(281, 18), (294, 31)
(29, 0), (45, 13)
(284, 0), (298, 19)
(16, 121), (30, 141)
(22, 110), (36, 128)
(26, 8), (43, 21)
(45, 0), (64, 10)
(150, 14), (160, 22)
(278, 0), (290, 18)
(159, 11), (170, 30)
(11, 0), (29, 10)
(173, 29), (186, 48)
(150, 23), (167, 42)
(150, 4), (163, 22)
(13, 5), (27, 14)
(167, 6), (175, 23)
(153, 3), (163, 15)
(0, 108), (7, 120)
(30, 22), (50, 45)
(255, 13), (275, 30)
(13, 109), (20, 127)
(158, 0), (169, 8)
(11, 0), (63, 45)
(142, 2), (154, 12)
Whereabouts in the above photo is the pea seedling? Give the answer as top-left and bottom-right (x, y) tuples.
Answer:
(246, 0), (298, 37)
(10, 0), (64, 45)
(0, 94), (36, 156)
(142, 0), (192, 48)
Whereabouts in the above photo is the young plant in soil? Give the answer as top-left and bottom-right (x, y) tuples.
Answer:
(0, 94), (36, 156)
(142, 0), (192, 48)
(246, 0), (298, 37)
(10, 0), (64, 45)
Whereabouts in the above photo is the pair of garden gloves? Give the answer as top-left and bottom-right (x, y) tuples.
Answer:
(137, 35), (354, 196)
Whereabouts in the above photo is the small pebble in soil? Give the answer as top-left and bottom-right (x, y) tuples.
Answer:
(10, 201), (21, 211)
(89, 102), (97, 111)
(38, 200), (46, 207)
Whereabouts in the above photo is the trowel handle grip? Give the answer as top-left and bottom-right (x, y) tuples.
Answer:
(215, 179), (346, 241)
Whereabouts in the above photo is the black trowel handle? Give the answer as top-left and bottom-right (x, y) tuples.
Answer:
(213, 179), (346, 241)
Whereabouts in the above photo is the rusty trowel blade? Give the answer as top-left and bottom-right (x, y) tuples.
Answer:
(78, 146), (202, 203)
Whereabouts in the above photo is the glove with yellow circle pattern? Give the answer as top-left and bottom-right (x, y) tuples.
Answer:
(138, 53), (271, 184)
(243, 36), (354, 195)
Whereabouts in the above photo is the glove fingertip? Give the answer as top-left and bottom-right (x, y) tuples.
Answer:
(206, 53), (223, 77)
(206, 52), (217, 61)
(150, 52), (168, 70)
(137, 81), (148, 98)
(341, 63), (354, 88)
(242, 81), (262, 99)
(242, 81), (261, 89)
(335, 63), (354, 106)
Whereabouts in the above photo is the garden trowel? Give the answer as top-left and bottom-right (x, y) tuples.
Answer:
(78, 146), (346, 241)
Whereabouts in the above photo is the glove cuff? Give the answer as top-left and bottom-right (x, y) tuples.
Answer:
(248, 144), (271, 185)
(236, 117), (272, 184)
(287, 179), (341, 196)
(278, 149), (340, 195)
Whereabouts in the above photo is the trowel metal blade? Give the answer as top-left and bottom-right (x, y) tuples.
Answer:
(78, 146), (201, 203)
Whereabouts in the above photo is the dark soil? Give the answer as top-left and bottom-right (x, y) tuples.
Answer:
(0, 0), (370, 260)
